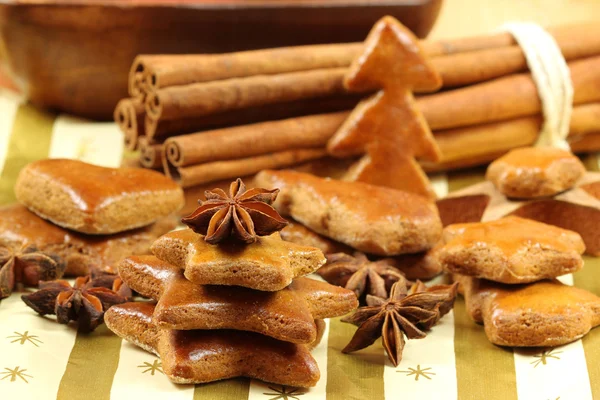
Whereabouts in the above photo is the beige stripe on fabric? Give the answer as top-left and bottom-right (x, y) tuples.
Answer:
(193, 378), (250, 399)
(574, 256), (600, 399)
(0, 104), (55, 205)
(326, 317), (385, 400)
(0, 293), (78, 399)
(453, 298), (518, 400)
(57, 325), (122, 400)
(0, 90), (23, 176)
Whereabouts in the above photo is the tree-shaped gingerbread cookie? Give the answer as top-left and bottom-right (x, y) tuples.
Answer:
(327, 16), (442, 199)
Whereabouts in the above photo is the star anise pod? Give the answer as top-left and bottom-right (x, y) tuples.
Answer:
(0, 244), (65, 299)
(318, 252), (408, 302)
(341, 280), (459, 366)
(182, 178), (289, 244)
(22, 276), (132, 333)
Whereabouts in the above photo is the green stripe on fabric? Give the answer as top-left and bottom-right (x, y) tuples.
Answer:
(0, 104), (55, 205)
(57, 325), (122, 400)
(582, 154), (600, 172)
(574, 256), (600, 399)
(453, 298), (517, 400)
(326, 317), (385, 400)
(447, 167), (487, 193)
(194, 378), (250, 399)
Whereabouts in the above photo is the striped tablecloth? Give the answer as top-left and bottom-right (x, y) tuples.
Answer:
(2, 89), (600, 400)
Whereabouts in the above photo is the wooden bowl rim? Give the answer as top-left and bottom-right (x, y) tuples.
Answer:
(0, 0), (436, 10)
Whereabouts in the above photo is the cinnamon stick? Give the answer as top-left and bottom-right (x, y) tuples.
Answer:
(570, 132), (600, 153)
(162, 97), (600, 174)
(146, 68), (347, 122)
(164, 111), (349, 167)
(418, 56), (600, 131)
(423, 102), (600, 171)
(128, 62), (148, 100)
(114, 98), (145, 150)
(165, 148), (326, 188)
(143, 53), (600, 126)
(140, 43), (363, 92)
(569, 103), (600, 136)
(138, 137), (163, 169)
(137, 22), (600, 92)
(145, 94), (361, 141)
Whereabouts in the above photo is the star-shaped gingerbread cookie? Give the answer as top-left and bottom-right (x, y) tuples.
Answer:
(105, 302), (322, 387)
(441, 171), (600, 255)
(438, 216), (585, 283)
(455, 274), (600, 347)
(327, 16), (442, 199)
(151, 229), (326, 291)
(118, 255), (357, 343)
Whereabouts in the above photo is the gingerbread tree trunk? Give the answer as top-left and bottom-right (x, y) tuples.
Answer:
(328, 16), (442, 199)
(105, 179), (358, 388)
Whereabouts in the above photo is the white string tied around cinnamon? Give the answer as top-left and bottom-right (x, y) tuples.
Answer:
(502, 22), (574, 150)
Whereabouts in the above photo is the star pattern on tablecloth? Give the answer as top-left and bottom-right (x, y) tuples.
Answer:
(7, 331), (42, 347)
(262, 385), (305, 400)
(531, 349), (562, 368)
(137, 359), (163, 376)
(0, 366), (32, 383)
(397, 364), (436, 381)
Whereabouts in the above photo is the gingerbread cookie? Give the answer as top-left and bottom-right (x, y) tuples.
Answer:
(15, 159), (184, 234)
(0, 204), (177, 276)
(118, 255), (357, 343)
(486, 147), (586, 198)
(151, 229), (325, 291)
(105, 302), (322, 387)
(455, 274), (600, 347)
(254, 170), (442, 256)
(439, 216), (585, 283)
(389, 246), (443, 281)
(443, 171), (600, 256)
(326, 16), (442, 199)
(280, 220), (352, 255)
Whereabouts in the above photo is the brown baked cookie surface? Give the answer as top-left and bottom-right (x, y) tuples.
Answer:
(151, 229), (325, 291)
(255, 170), (442, 256)
(438, 216), (585, 283)
(15, 159), (184, 234)
(486, 147), (585, 198)
(388, 245), (443, 281)
(0, 204), (177, 276)
(280, 220), (353, 255)
(105, 302), (322, 387)
(118, 255), (357, 343)
(455, 274), (600, 347)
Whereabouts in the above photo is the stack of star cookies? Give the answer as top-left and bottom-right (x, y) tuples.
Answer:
(435, 148), (600, 347)
(0, 158), (184, 299)
(105, 179), (358, 387)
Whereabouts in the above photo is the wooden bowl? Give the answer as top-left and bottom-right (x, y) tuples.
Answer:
(0, 0), (442, 120)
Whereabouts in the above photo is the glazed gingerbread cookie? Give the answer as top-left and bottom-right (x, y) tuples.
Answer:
(118, 255), (357, 343)
(105, 302), (323, 387)
(438, 216), (585, 283)
(151, 229), (325, 291)
(0, 204), (178, 276)
(486, 147), (585, 198)
(255, 170), (442, 256)
(455, 274), (600, 347)
(15, 159), (184, 234)
(280, 220), (353, 255)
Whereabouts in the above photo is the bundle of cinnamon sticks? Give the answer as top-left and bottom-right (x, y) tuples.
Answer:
(115, 21), (600, 191)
